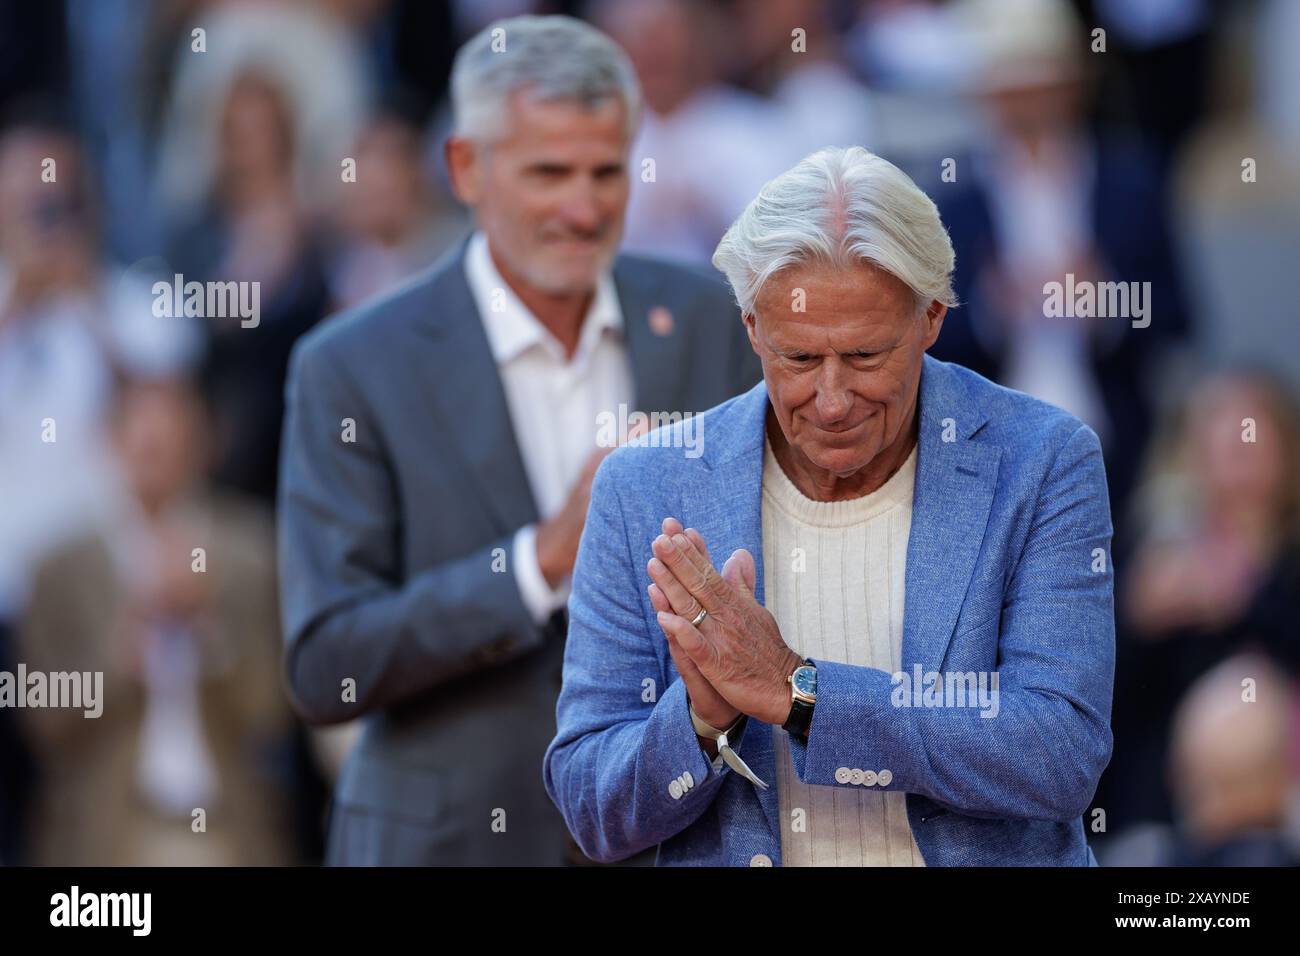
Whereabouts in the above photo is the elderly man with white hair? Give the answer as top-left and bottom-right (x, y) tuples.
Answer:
(545, 146), (1116, 866)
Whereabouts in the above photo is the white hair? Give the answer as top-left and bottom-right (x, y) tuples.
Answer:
(450, 15), (641, 142)
(712, 146), (958, 316)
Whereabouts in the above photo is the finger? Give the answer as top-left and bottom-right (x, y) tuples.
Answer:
(661, 627), (724, 712)
(646, 582), (670, 615)
(721, 548), (757, 597)
(647, 555), (704, 620)
(661, 518), (715, 570)
(656, 610), (707, 657)
(683, 527), (712, 565)
(660, 531), (732, 611)
(670, 632), (712, 691)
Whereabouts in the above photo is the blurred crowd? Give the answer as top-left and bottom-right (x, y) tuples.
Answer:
(1, 0), (1298, 866)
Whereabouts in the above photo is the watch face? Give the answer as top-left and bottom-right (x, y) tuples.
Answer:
(792, 665), (817, 697)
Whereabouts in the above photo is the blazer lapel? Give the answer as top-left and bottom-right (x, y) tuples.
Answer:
(414, 239), (541, 536)
(902, 355), (1001, 677)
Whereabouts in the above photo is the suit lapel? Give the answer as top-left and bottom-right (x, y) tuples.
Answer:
(613, 259), (690, 414)
(415, 239), (541, 536)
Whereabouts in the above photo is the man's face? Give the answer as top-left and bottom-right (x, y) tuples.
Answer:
(447, 92), (630, 295)
(746, 260), (944, 478)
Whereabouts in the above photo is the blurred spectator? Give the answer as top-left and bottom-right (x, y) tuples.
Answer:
(326, 113), (467, 311)
(65, 0), (167, 264)
(1173, 1), (1300, 391)
(1076, 0), (1215, 168)
(154, 0), (368, 227)
(1102, 653), (1300, 866)
(845, 0), (979, 161)
(929, 0), (1191, 517)
(0, 117), (202, 623)
(1166, 654), (1300, 866)
(731, 0), (877, 165)
(1100, 366), (1300, 833)
(17, 376), (293, 865)
(166, 68), (333, 503)
(148, 2), (374, 503)
(592, 0), (784, 262)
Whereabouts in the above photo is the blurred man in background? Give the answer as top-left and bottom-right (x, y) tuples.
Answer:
(278, 14), (760, 866)
(19, 375), (291, 865)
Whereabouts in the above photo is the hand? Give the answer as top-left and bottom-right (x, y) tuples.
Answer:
(536, 446), (614, 587)
(646, 518), (739, 730)
(138, 520), (213, 620)
(647, 518), (803, 726)
(537, 420), (651, 587)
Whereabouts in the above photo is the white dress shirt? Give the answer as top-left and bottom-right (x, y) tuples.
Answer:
(462, 231), (635, 624)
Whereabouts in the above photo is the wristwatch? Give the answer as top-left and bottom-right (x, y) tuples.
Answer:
(782, 658), (817, 740)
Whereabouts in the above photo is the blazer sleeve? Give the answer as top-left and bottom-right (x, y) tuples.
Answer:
(786, 423), (1116, 823)
(277, 337), (546, 725)
(543, 454), (747, 863)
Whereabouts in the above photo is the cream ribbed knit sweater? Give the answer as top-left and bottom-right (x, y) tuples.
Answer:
(762, 432), (925, 866)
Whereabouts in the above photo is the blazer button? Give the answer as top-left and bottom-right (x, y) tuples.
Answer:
(862, 770), (878, 787)
(877, 769), (893, 786)
(849, 768), (865, 786)
(834, 767), (852, 784)
(750, 854), (773, 867)
(681, 771), (694, 790)
(669, 779), (683, 800)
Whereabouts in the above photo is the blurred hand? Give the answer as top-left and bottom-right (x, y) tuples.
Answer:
(536, 418), (649, 588)
(130, 520), (213, 622)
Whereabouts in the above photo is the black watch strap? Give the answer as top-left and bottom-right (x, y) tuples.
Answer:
(782, 697), (814, 739)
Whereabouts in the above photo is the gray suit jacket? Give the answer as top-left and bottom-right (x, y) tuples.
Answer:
(278, 236), (761, 864)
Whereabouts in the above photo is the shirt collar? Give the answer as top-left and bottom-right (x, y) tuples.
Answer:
(464, 230), (622, 365)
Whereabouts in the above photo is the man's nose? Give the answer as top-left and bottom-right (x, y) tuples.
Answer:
(814, 363), (853, 422)
(558, 183), (604, 233)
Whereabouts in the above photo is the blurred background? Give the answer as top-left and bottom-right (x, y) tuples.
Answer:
(1, 0), (1298, 866)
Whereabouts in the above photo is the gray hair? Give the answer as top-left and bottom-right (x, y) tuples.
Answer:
(712, 146), (958, 316)
(450, 15), (641, 142)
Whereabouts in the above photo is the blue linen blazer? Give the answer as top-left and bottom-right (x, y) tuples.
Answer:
(543, 353), (1114, 865)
